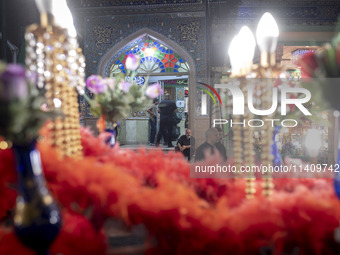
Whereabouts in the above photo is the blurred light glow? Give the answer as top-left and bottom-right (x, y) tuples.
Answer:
(35, 0), (77, 37)
(238, 26), (256, 69)
(256, 12), (279, 53)
(305, 129), (322, 157)
(145, 47), (156, 56)
(201, 93), (207, 115)
(228, 35), (242, 74)
(53, 98), (62, 108)
(52, 0), (77, 37)
(279, 72), (287, 79)
(0, 141), (8, 150)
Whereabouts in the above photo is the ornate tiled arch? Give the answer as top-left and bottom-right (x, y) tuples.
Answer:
(97, 28), (196, 120)
(98, 28), (195, 77)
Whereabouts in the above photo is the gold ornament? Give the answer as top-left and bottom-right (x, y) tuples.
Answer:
(25, 1), (85, 158)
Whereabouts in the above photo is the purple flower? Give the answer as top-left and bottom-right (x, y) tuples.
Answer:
(0, 64), (28, 101)
(125, 54), (140, 71)
(86, 75), (107, 94)
(146, 83), (162, 99)
(118, 81), (132, 93)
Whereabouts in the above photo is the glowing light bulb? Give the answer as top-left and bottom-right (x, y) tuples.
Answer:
(35, 0), (52, 14)
(35, 0), (77, 37)
(52, 0), (77, 37)
(256, 12), (279, 53)
(228, 34), (242, 75)
(238, 26), (256, 69)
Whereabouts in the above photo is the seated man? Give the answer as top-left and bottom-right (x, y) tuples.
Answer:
(195, 128), (220, 162)
(176, 129), (195, 161)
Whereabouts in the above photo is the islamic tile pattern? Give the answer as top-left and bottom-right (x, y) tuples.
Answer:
(209, 2), (340, 26)
(176, 87), (185, 101)
(176, 87), (185, 118)
(93, 26), (115, 49)
(177, 21), (200, 45)
(72, 0), (340, 24)
(85, 14), (206, 77)
(109, 36), (190, 75)
(79, 0), (202, 7)
(103, 37), (144, 77)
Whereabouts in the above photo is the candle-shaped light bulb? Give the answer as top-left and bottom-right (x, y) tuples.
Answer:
(256, 12), (279, 53)
(35, 0), (76, 36)
(52, 0), (77, 37)
(228, 34), (243, 75)
(238, 26), (256, 70)
(35, 0), (53, 27)
(35, 0), (53, 14)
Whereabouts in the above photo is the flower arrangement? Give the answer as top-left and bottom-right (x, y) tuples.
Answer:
(298, 33), (340, 199)
(298, 34), (340, 111)
(298, 37), (340, 79)
(0, 62), (56, 145)
(85, 54), (162, 130)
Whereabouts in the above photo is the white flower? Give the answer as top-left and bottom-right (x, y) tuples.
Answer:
(125, 54), (140, 71)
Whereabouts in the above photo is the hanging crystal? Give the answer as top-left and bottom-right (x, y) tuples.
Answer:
(25, 0), (85, 158)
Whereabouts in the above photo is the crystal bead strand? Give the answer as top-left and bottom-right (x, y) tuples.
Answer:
(25, 23), (84, 158)
(260, 80), (274, 196)
(242, 81), (256, 199)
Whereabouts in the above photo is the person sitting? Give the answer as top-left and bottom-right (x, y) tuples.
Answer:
(195, 128), (221, 162)
(176, 129), (195, 161)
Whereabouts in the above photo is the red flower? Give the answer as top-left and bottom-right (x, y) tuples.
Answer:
(50, 211), (107, 255)
(96, 115), (106, 133)
(298, 52), (319, 78)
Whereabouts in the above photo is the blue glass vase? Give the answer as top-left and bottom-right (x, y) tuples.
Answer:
(335, 115), (340, 200)
(335, 172), (340, 199)
(12, 140), (62, 255)
(271, 126), (283, 166)
(335, 148), (340, 199)
(105, 128), (116, 148)
(104, 122), (119, 148)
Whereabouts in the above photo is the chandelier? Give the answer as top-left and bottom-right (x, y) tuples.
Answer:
(219, 12), (282, 198)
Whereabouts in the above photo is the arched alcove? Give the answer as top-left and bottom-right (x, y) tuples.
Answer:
(97, 28), (197, 144)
